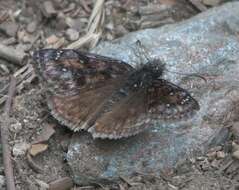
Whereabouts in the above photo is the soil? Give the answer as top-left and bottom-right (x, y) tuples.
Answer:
(0, 0), (239, 189)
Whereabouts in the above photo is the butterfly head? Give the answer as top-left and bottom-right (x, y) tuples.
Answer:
(143, 59), (165, 78)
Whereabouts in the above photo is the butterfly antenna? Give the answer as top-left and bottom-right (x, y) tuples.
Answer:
(135, 40), (151, 63)
(164, 68), (207, 83)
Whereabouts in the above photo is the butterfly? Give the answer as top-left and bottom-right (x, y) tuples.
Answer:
(33, 49), (199, 139)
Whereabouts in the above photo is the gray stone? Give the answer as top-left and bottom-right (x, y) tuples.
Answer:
(65, 28), (79, 42)
(67, 2), (239, 185)
(26, 21), (37, 33)
(0, 22), (19, 37)
(42, 1), (57, 18)
(12, 142), (30, 157)
(0, 175), (5, 189)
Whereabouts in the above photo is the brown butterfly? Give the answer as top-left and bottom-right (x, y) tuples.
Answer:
(33, 49), (199, 139)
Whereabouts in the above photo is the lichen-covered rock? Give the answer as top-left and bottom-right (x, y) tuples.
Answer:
(67, 2), (239, 185)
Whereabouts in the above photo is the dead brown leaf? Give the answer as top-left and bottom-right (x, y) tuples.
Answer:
(29, 143), (48, 156)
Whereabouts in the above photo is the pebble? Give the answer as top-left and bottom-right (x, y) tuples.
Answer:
(43, 1), (57, 17)
(210, 159), (219, 169)
(17, 30), (32, 43)
(199, 159), (211, 171)
(232, 142), (239, 152)
(0, 22), (19, 37)
(26, 21), (37, 33)
(12, 142), (30, 156)
(196, 156), (206, 161)
(65, 28), (79, 41)
(0, 175), (5, 189)
(10, 121), (22, 133)
(216, 151), (225, 159)
(232, 150), (239, 160)
(46, 35), (59, 45)
(65, 18), (87, 31)
(206, 151), (217, 161)
(56, 12), (68, 30)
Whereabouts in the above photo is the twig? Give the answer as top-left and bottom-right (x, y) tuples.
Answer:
(1, 76), (17, 190)
(26, 153), (43, 173)
(0, 64), (35, 105)
(219, 159), (234, 173)
(79, 0), (91, 14)
(188, 0), (207, 12)
(0, 44), (26, 66)
(49, 177), (74, 190)
(0, 11), (9, 24)
(67, 0), (105, 49)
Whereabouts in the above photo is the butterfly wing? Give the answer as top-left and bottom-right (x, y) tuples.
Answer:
(34, 49), (199, 139)
(88, 79), (199, 139)
(147, 79), (199, 119)
(33, 49), (133, 131)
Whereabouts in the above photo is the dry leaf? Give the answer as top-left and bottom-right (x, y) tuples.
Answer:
(29, 143), (48, 156)
(32, 124), (55, 144)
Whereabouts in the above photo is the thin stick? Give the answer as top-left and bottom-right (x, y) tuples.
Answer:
(1, 76), (17, 190)
(66, 0), (105, 49)
(49, 177), (73, 190)
(188, 0), (207, 12)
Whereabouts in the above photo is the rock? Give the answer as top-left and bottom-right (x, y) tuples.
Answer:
(203, 0), (222, 6)
(67, 2), (239, 185)
(64, 16), (87, 31)
(232, 142), (239, 152)
(231, 122), (239, 143)
(232, 150), (239, 160)
(216, 151), (225, 159)
(65, 17), (75, 28)
(55, 12), (68, 31)
(26, 21), (37, 33)
(65, 28), (79, 41)
(211, 159), (219, 169)
(0, 22), (19, 37)
(42, 1), (57, 18)
(12, 142), (30, 156)
(10, 121), (22, 133)
(46, 35), (59, 45)
(0, 175), (5, 189)
(207, 151), (217, 161)
(17, 30), (33, 43)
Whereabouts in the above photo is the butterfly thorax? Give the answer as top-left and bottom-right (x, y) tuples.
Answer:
(126, 60), (165, 90)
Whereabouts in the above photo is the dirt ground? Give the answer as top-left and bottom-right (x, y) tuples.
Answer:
(0, 0), (239, 189)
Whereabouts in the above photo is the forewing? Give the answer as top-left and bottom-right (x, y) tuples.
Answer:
(33, 49), (133, 131)
(147, 79), (199, 120)
(33, 49), (133, 96)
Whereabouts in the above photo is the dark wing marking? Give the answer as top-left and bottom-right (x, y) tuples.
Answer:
(147, 79), (199, 120)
